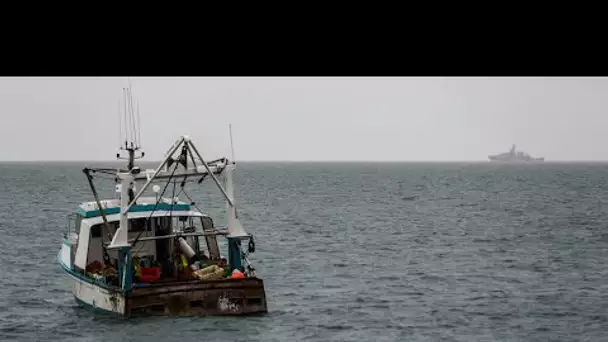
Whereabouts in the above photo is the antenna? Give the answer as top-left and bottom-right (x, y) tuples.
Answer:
(136, 100), (141, 148)
(118, 99), (122, 148)
(229, 124), (236, 166)
(116, 79), (145, 170)
(122, 88), (128, 148)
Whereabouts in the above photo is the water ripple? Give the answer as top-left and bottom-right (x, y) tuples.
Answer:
(0, 162), (607, 341)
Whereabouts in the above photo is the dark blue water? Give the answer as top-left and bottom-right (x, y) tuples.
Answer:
(1, 162), (608, 341)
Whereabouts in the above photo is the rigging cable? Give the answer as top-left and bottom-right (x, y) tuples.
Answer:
(177, 186), (206, 217)
(131, 154), (182, 248)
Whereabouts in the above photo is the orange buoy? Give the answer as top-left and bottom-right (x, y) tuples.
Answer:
(230, 269), (245, 279)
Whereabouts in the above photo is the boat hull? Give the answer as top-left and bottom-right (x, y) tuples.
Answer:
(128, 278), (267, 316)
(488, 156), (545, 163)
(59, 257), (267, 316)
(488, 159), (545, 163)
(61, 264), (126, 314)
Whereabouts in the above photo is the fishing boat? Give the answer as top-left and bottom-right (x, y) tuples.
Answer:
(57, 85), (267, 316)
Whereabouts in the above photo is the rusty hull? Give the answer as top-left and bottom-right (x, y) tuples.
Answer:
(127, 277), (267, 316)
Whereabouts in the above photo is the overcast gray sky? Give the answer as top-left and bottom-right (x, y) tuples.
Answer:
(0, 77), (606, 161)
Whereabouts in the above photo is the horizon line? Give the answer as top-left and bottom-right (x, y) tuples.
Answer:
(2, 159), (608, 163)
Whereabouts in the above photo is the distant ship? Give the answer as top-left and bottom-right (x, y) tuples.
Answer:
(488, 144), (545, 162)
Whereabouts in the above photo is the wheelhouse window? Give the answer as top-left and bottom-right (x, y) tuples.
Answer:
(130, 218), (151, 232)
(90, 221), (119, 239)
(91, 224), (101, 238)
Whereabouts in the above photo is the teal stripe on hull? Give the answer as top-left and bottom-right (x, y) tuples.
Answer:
(77, 202), (192, 218)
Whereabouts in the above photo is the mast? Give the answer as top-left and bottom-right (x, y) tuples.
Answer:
(116, 82), (144, 203)
(107, 80), (144, 251)
(229, 124), (236, 166)
(107, 84), (249, 253)
(117, 81), (144, 170)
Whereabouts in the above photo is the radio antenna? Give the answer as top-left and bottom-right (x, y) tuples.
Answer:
(116, 79), (145, 170)
(229, 124), (236, 166)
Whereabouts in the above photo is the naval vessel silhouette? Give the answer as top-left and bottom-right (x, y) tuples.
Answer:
(488, 144), (545, 162)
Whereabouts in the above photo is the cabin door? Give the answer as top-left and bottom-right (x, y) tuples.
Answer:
(154, 217), (172, 276)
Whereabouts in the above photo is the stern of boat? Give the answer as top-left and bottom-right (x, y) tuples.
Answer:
(127, 277), (267, 316)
